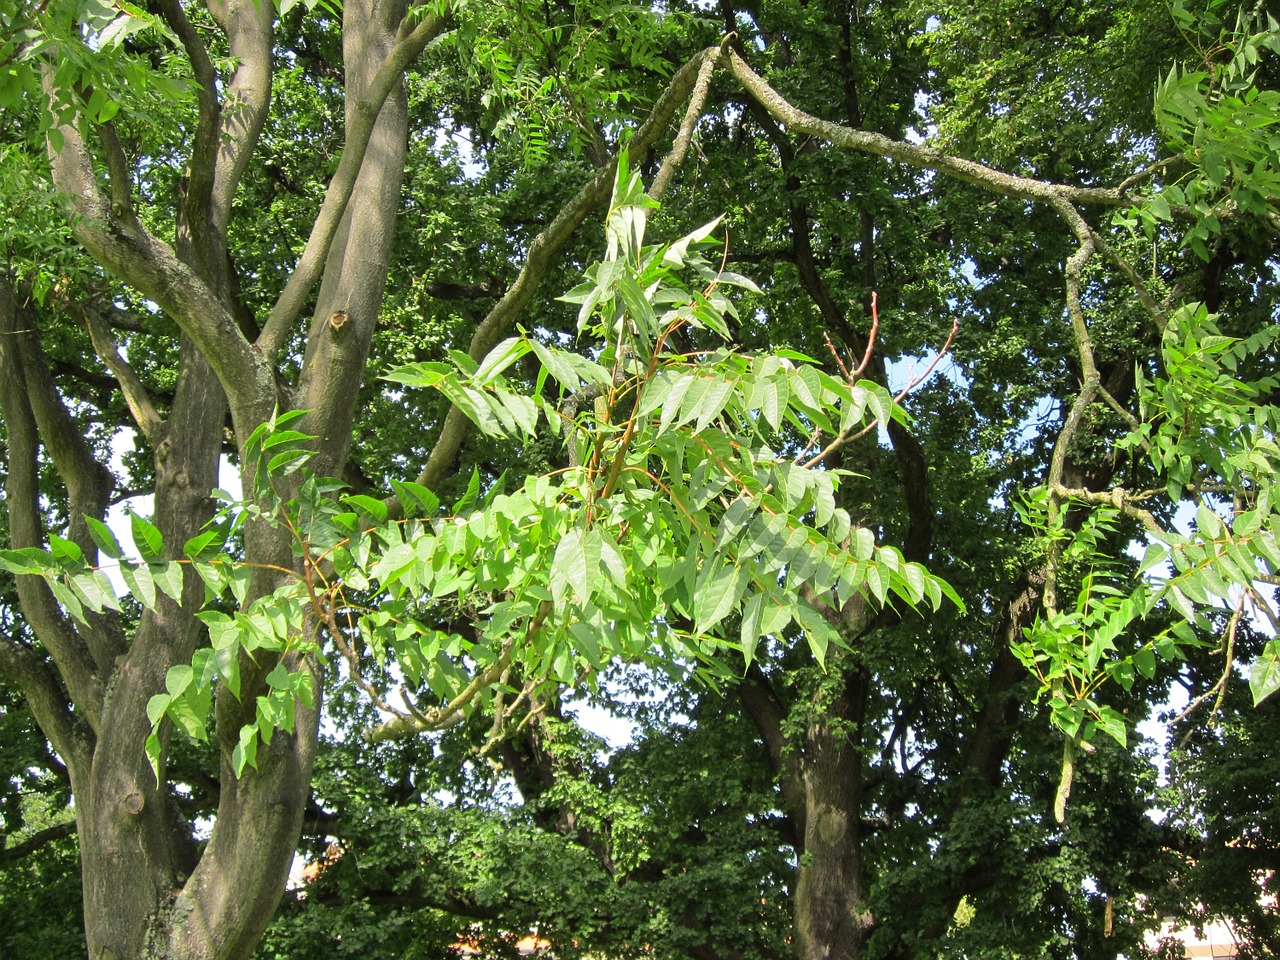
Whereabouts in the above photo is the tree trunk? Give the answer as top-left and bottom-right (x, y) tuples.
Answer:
(793, 670), (876, 960)
(3, 0), (418, 954)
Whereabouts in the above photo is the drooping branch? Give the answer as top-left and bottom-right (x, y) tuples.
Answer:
(648, 42), (725, 204)
(1042, 201), (1100, 620)
(1087, 225), (1170, 334)
(726, 50), (1126, 209)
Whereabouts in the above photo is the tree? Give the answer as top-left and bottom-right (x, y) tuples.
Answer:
(1, 0), (1278, 959)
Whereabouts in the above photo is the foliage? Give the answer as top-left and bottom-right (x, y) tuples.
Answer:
(1015, 301), (1280, 759)
(1151, 0), (1280, 260)
(1, 158), (959, 779)
(1, 0), (1279, 958)
(0, 684), (84, 960)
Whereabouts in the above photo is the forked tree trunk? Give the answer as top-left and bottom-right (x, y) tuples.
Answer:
(3, 0), (412, 954)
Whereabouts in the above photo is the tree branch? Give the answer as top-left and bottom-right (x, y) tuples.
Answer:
(726, 50), (1125, 208)
(647, 42), (725, 204)
(259, 8), (452, 360)
(0, 818), (77, 864)
(0, 626), (92, 785)
(78, 299), (165, 443)
(207, 0), (275, 237)
(154, 0), (221, 257)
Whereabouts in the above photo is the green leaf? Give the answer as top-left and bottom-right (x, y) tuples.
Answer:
(739, 591), (764, 666)
(901, 563), (927, 605)
(48, 534), (84, 566)
(551, 525), (596, 606)
(382, 360), (450, 388)
(793, 600), (834, 669)
(1091, 706), (1128, 748)
(130, 512), (166, 562)
(343, 494), (389, 524)
(261, 429), (317, 450)
(389, 479), (440, 517)
(690, 376), (736, 433)
(146, 693), (172, 726)
(664, 215), (724, 266)
(852, 526), (875, 561)
(267, 448), (314, 476)
(694, 561), (746, 635)
(184, 528), (226, 560)
(1133, 645), (1157, 679)
(47, 579), (85, 622)
(86, 517), (124, 559)
(760, 377), (787, 431)
(0, 547), (57, 575)
(68, 569), (121, 614)
(474, 336), (531, 384)
(120, 561), (156, 607)
(232, 725), (259, 775)
(166, 664), (194, 697)
(865, 564), (886, 604)
(153, 562), (185, 603)
(1250, 640), (1280, 705)
(266, 663), (292, 690)
(213, 642), (241, 699)
(145, 732), (162, 783)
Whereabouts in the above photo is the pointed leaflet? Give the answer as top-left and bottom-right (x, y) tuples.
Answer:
(1251, 639), (1280, 705)
(47, 579), (84, 622)
(473, 336), (531, 385)
(130, 512), (166, 562)
(343, 494), (389, 524)
(739, 592), (764, 666)
(232, 725), (259, 776)
(760, 377), (788, 431)
(0, 548), (58, 575)
(184, 526), (228, 560)
(663, 215), (724, 267)
(120, 561), (155, 607)
(551, 525), (598, 606)
(694, 560), (747, 635)
(86, 517), (124, 559)
(691, 375), (736, 434)
(68, 569), (121, 614)
(152, 561), (185, 603)
(793, 600), (836, 669)
(390, 479), (440, 517)
(48, 534), (83, 567)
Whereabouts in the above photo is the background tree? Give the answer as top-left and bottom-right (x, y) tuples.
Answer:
(1, 0), (1278, 959)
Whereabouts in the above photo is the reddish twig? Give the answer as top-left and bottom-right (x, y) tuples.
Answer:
(801, 301), (958, 468)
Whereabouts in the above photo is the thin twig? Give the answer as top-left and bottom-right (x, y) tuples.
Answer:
(800, 307), (957, 469)
(1172, 591), (1245, 746)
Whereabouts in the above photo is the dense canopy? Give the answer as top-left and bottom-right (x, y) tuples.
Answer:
(0, 0), (1278, 958)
